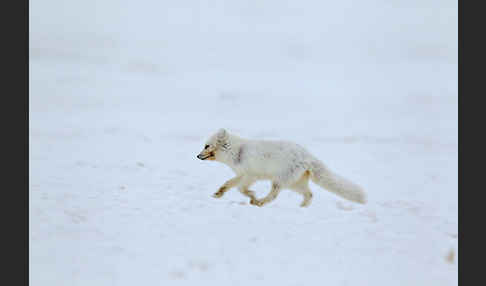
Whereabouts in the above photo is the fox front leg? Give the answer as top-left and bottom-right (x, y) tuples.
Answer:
(250, 182), (281, 207)
(213, 176), (242, 198)
(237, 177), (257, 202)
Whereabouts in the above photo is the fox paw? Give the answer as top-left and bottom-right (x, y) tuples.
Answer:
(212, 190), (225, 198)
(300, 201), (311, 207)
(250, 198), (264, 207)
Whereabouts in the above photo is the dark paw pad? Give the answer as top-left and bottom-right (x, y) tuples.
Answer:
(213, 191), (224, 198)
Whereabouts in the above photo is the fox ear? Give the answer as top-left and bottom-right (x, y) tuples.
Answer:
(216, 129), (230, 149)
(217, 128), (228, 139)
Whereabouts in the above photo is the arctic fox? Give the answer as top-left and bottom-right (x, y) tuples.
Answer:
(197, 129), (366, 207)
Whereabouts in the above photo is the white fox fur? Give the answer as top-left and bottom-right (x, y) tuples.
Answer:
(197, 129), (366, 207)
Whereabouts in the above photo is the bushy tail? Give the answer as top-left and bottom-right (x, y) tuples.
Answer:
(309, 160), (367, 204)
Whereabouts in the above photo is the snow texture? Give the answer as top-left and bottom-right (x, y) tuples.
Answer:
(30, 0), (458, 285)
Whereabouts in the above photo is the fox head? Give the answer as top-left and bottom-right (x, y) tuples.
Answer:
(197, 128), (230, 161)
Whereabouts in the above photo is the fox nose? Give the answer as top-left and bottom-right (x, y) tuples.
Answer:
(197, 154), (202, 159)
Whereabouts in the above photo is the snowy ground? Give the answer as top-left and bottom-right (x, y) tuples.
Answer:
(30, 1), (457, 285)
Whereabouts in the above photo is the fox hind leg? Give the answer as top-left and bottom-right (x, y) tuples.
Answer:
(299, 190), (313, 207)
(291, 170), (313, 207)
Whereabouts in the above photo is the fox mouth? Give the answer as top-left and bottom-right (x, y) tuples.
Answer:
(197, 153), (214, 160)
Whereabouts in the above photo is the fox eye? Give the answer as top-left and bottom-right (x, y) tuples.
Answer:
(204, 145), (210, 149)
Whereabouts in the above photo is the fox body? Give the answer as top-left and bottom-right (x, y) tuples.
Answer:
(197, 129), (366, 207)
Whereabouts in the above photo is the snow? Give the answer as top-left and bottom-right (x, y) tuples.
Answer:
(30, 0), (457, 285)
